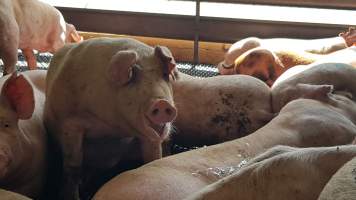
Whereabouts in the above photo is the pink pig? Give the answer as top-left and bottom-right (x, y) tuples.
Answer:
(0, 0), (82, 75)
(0, 70), (47, 199)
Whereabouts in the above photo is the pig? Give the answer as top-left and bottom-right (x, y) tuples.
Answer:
(339, 27), (356, 47)
(271, 62), (356, 113)
(44, 37), (178, 200)
(172, 72), (273, 146)
(185, 145), (356, 200)
(0, 70), (47, 199)
(318, 156), (356, 200)
(92, 86), (356, 200)
(0, 0), (82, 75)
(0, 189), (32, 200)
(217, 28), (356, 86)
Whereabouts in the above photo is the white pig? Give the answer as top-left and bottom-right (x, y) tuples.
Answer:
(172, 72), (273, 146)
(44, 37), (178, 200)
(217, 28), (356, 86)
(0, 70), (47, 199)
(185, 145), (356, 200)
(93, 86), (356, 200)
(0, 0), (82, 74)
(318, 155), (356, 200)
(272, 62), (356, 112)
(0, 189), (32, 200)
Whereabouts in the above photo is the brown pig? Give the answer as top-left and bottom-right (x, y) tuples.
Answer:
(218, 28), (356, 86)
(0, 70), (47, 199)
(185, 145), (356, 200)
(92, 86), (356, 200)
(0, 0), (82, 75)
(44, 37), (178, 200)
(318, 156), (356, 200)
(172, 72), (273, 146)
(271, 62), (356, 113)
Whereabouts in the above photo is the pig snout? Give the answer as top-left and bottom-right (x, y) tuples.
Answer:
(147, 99), (177, 125)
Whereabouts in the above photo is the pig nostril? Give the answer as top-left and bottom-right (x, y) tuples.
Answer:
(152, 108), (159, 116)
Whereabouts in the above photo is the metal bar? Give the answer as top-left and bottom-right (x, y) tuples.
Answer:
(197, 0), (356, 10)
(58, 7), (351, 43)
(194, 0), (201, 64)
(57, 7), (196, 40)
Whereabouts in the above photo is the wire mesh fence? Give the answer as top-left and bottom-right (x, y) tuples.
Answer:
(0, 52), (220, 77)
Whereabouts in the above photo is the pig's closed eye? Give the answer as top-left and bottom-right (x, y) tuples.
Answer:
(169, 73), (176, 81)
(127, 65), (139, 85)
(253, 72), (268, 82)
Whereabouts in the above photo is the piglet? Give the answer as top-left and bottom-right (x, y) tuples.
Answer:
(0, 0), (82, 75)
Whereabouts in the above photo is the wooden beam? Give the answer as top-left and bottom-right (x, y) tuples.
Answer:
(80, 32), (231, 65)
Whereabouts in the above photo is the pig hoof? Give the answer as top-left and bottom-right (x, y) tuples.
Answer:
(339, 27), (356, 47)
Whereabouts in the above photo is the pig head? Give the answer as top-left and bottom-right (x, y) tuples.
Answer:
(44, 37), (177, 200)
(0, 71), (47, 199)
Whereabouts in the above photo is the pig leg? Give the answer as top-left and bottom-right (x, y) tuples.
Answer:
(1, 35), (18, 75)
(140, 138), (162, 162)
(22, 49), (37, 70)
(1, 50), (17, 75)
(60, 119), (85, 200)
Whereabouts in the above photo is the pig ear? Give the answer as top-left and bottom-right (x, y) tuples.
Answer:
(108, 50), (138, 85)
(154, 46), (176, 75)
(297, 83), (333, 102)
(334, 90), (353, 99)
(66, 23), (83, 43)
(1, 73), (34, 120)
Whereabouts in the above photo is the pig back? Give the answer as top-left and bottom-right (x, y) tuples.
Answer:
(173, 74), (272, 146)
(0, 189), (32, 200)
(318, 156), (356, 200)
(271, 63), (356, 112)
(276, 98), (356, 147)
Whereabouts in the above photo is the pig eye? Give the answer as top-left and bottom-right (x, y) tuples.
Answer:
(169, 70), (178, 81)
(169, 74), (176, 81)
(163, 72), (170, 82)
(253, 72), (268, 82)
(164, 70), (177, 82)
(4, 124), (9, 128)
(127, 65), (139, 85)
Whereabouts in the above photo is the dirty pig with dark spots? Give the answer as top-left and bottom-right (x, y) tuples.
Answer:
(44, 37), (177, 200)
(172, 73), (273, 146)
